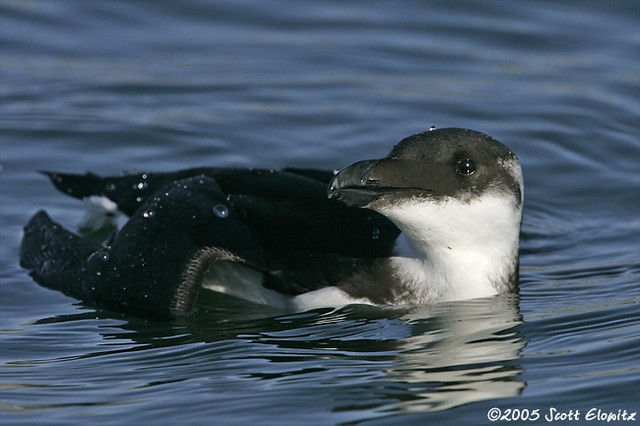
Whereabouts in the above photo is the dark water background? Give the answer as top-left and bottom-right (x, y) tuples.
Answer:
(1, 1), (638, 425)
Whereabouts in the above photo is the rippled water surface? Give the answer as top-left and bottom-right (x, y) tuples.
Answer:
(1, 1), (638, 425)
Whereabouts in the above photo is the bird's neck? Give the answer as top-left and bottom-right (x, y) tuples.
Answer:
(382, 193), (521, 303)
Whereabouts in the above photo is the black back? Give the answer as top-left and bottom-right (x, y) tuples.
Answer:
(45, 168), (400, 258)
(21, 176), (264, 319)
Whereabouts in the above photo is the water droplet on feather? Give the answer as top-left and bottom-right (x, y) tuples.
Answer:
(371, 228), (380, 240)
(213, 204), (229, 218)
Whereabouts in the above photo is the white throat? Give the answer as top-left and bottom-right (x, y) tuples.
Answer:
(378, 191), (521, 303)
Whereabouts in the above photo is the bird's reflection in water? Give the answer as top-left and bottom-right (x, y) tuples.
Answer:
(34, 292), (525, 415)
(372, 293), (525, 413)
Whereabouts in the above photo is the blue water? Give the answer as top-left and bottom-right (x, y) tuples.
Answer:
(1, 1), (639, 425)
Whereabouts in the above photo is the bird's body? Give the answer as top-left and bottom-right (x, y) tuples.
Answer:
(20, 128), (523, 319)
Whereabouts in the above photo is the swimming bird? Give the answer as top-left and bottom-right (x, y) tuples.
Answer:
(20, 128), (523, 319)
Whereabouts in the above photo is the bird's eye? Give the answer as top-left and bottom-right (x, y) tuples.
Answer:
(456, 158), (477, 176)
(212, 204), (229, 218)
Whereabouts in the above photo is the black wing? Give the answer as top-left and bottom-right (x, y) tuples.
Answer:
(43, 168), (401, 258)
(20, 210), (100, 298)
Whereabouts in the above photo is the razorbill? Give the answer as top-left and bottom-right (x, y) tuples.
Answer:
(19, 128), (523, 319)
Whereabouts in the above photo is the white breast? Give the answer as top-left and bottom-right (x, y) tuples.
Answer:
(381, 191), (521, 303)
